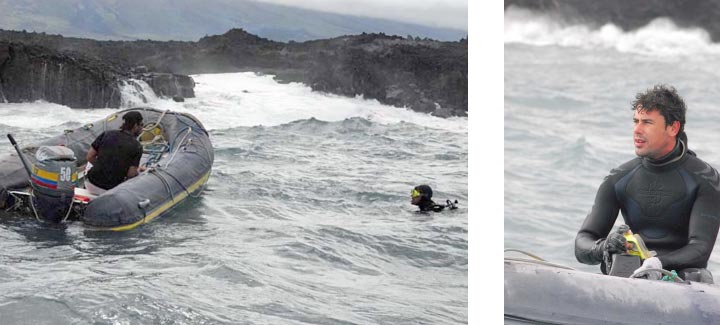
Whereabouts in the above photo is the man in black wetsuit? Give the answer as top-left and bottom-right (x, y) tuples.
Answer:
(575, 85), (720, 283)
(85, 111), (145, 195)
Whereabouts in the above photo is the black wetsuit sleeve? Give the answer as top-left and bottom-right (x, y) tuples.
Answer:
(658, 181), (720, 270)
(575, 176), (621, 265)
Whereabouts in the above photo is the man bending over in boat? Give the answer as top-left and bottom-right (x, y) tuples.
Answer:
(85, 111), (145, 195)
(574, 84), (720, 283)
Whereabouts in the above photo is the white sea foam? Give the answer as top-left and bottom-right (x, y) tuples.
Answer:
(0, 101), (115, 128)
(0, 72), (467, 133)
(168, 72), (467, 132)
(504, 6), (720, 57)
(119, 79), (159, 108)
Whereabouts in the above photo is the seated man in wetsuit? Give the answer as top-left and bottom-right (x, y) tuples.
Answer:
(85, 111), (145, 195)
(575, 85), (720, 283)
(411, 185), (452, 212)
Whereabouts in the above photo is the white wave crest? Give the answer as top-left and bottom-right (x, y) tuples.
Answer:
(0, 101), (115, 128)
(147, 72), (467, 132)
(504, 6), (720, 57)
(119, 79), (159, 108)
(0, 73), (467, 133)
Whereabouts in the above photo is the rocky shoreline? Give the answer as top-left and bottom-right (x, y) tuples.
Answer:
(0, 29), (467, 117)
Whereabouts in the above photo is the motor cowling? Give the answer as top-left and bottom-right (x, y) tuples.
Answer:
(30, 146), (77, 222)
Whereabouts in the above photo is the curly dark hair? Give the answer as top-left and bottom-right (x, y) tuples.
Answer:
(631, 84), (687, 144)
(121, 111), (143, 131)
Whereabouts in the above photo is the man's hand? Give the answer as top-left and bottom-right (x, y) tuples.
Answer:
(604, 231), (627, 254)
(632, 257), (663, 280)
(591, 227), (628, 261)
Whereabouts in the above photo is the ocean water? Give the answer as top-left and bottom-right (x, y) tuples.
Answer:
(0, 72), (468, 324)
(505, 7), (720, 273)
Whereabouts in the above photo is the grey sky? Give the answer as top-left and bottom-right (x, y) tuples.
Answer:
(253, 0), (468, 30)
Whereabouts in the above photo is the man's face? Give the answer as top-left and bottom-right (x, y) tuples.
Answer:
(411, 196), (421, 205)
(633, 108), (678, 159)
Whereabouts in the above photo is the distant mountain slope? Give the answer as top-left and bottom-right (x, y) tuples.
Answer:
(0, 0), (467, 42)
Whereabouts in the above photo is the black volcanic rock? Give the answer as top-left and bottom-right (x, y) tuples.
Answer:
(198, 28), (278, 47)
(0, 32), (198, 107)
(139, 73), (195, 99)
(0, 28), (467, 117)
(294, 34), (467, 117)
(505, 0), (720, 42)
(0, 42), (122, 108)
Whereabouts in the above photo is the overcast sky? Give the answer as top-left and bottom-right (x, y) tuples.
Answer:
(253, 0), (468, 30)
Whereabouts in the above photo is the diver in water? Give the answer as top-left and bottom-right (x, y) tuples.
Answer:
(411, 184), (458, 212)
(574, 85), (720, 283)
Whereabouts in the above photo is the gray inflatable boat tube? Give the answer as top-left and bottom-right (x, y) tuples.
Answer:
(0, 107), (214, 231)
(505, 258), (720, 324)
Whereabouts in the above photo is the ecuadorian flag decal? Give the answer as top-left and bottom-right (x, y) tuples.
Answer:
(31, 165), (78, 189)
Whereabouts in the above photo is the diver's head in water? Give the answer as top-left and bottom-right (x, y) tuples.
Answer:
(411, 184), (434, 210)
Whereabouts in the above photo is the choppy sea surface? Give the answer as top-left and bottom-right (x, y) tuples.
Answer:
(0, 72), (468, 324)
(505, 7), (720, 272)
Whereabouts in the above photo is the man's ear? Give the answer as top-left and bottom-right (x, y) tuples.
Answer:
(669, 121), (680, 137)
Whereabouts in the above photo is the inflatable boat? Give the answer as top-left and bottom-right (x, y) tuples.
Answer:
(504, 250), (720, 324)
(0, 107), (213, 231)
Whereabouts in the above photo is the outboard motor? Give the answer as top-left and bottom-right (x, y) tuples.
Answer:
(30, 146), (77, 222)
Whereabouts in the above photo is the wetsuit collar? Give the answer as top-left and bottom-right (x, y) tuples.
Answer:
(418, 199), (436, 211)
(642, 139), (686, 169)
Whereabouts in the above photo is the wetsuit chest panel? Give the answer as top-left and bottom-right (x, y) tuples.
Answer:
(616, 166), (698, 240)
